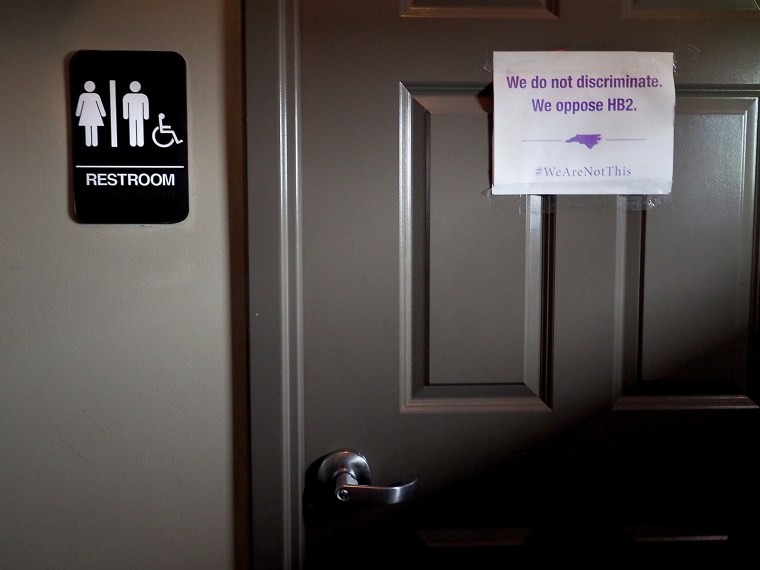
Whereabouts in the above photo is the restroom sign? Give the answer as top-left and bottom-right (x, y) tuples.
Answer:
(69, 50), (188, 223)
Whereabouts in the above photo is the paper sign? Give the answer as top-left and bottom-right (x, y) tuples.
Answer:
(492, 51), (675, 195)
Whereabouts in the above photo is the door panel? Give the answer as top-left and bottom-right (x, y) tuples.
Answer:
(401, 84), (546, 405)
(427, 106), (525, 386)
(247, 0), (760, 566)
(618, 93), (759, 406)
(639, 96), (756, 390)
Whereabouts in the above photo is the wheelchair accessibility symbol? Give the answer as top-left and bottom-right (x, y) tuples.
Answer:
(152, 113), (184, 148)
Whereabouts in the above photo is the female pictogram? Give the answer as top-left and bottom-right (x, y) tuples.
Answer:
(75, 81), (106, 147)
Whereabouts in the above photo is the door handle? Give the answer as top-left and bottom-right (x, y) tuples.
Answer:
(317, 449), (418, 504)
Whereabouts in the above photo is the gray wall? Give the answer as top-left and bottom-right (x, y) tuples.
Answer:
(0, 1), (246, 568)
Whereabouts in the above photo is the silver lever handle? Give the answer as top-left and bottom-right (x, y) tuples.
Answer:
(317, 449), (417, 504)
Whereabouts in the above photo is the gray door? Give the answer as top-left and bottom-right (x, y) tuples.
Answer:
(247, 1), (760, 566)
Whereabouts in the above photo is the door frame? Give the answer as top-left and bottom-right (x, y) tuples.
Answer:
(246, 0), (304, 567)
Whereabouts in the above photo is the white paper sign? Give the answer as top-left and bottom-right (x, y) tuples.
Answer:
(492, 51), (675, 195)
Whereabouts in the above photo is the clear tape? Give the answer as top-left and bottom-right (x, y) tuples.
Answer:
(482, 188), (672, 214)
(485, 50), (678, 74)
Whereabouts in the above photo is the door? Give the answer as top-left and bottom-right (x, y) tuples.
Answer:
(247, 1), (760, 567)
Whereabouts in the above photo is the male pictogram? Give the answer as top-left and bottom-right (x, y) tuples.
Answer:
(122, 81), (150, 147)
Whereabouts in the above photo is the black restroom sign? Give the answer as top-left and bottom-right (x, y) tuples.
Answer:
(70, 50), (188, 223)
